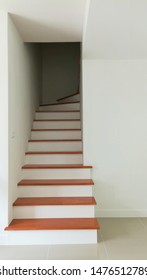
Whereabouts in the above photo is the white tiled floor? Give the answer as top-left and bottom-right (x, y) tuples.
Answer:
(1, 218), (147, 260)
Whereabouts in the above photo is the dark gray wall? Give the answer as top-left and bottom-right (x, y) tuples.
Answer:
(41, 43), (80, 104)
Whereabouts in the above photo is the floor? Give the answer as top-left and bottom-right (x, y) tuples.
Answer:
(1, 218), (147, 260)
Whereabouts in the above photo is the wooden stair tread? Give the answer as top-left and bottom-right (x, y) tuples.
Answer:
(18, 179), (94, 186)
(5, 218), (100, 231)
(25, 151), (83, 155)
(34, 119), (80, 122)
(22, 164), (92, 169)
(31, 129), (81, 131)
(28, 139), (81, 142)
(13, 197), (96, 206)
(40, 101), (80, 106)
(36, 110), (80, 113)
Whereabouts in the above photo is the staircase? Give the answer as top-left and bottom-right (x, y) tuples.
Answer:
(5, 92), (100, 245)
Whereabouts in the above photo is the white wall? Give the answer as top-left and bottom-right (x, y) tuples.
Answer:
(42, 43), (80, 104)
(83, 0), (147, 60)
(0, 10), (9, 243)
(83, 60), (147, 217)
(0, 0), (86, 42)
(8, 17), (41, 227)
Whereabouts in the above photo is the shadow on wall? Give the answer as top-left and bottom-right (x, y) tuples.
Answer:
(10, 14), (80, 104)
(9, 14), (79, 42)
(41, 42), (80, 104)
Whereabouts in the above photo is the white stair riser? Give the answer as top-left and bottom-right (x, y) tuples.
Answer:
(28, 141), (82, 152)
(22, 168), (91, 180)
(13, 206), (95, 219)
(35, 112), (80, 120)
(18, 186), (92, 197)
(25, 154), (83, 164)
(7, 230), (98, 245)
(31, 131), (82, 140)
(33, 121), (81, 129)
(58, 94), (80, 103)
(39, 103), (80, 111)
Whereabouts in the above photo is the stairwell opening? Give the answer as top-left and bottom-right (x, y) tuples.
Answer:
(40, 42), (80, 104)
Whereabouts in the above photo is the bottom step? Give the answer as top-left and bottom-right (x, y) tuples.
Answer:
(5, 218), (99, 230)
(5, 218), (100, 245)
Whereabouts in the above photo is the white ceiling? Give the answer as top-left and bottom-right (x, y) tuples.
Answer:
(0, 0), (86, 42)
(83, 0), (147, 59)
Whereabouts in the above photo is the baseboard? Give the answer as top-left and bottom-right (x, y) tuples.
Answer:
(95, 208), (147, 217)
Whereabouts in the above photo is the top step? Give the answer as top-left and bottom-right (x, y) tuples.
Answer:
(39, 102), (80, 111)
